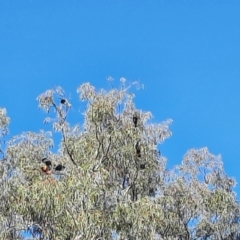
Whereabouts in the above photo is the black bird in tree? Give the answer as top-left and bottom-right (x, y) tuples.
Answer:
(41, 157), (52, 174)
(42, 158), (52, 168)
(60, 98), (66, 104)
(133, 112), (139, 127)
(54, 164), (65, 171)
(140, 164), (145, 169)
(41, 158), (66, 174)
(135, 140), (141, 158)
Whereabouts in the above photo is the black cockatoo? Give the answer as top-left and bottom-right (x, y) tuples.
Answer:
(135, 140), (141, 158)
(42, 157), (51, 165)
(54, 164), (65, 171)
(133, 112), (139, 127)
(60, 99), (66, 104)
(41, 157), (52, 174)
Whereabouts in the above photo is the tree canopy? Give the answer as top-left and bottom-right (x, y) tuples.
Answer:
(0, 81), (239, 239)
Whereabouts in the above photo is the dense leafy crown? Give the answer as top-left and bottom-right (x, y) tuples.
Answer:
(0, 81), (239, 239)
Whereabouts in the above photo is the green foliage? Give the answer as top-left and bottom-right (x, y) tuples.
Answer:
(0, 81), (239, 239)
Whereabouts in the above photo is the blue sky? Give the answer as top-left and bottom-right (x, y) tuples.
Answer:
(0, 1), (240, 195)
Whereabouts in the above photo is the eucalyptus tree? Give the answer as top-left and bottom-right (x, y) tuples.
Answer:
(0, 81), (239, 239)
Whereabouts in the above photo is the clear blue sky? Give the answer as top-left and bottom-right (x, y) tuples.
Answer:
(1, 1), (240, 194)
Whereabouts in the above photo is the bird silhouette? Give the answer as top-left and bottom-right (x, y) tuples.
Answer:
(54, 164), (65, 171)
(133, 112), (139, 127)
(135, 140), (141, 157)
(42, 158), (52, 167)
(60, 99), (66, 104)
(140, 164), (145, 169)
(41, 157), (52, 174)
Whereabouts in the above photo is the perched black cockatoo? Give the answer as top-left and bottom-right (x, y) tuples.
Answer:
(149, 188), (155, 197)
(60, 99), (66, 104)
(133, 113), (139, 127)
(135, 140), (141, 158)
(42, 158), (52, 167)
(54, 164), (65, 171)
(41, 157), (52, 174)
(140, 164), (145, 169)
